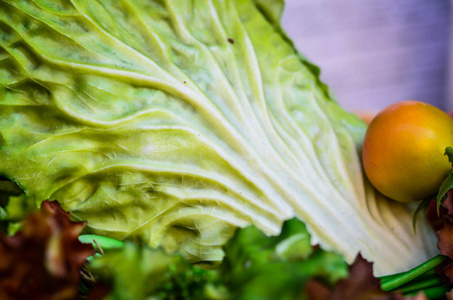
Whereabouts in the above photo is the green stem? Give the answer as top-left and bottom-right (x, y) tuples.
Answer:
(380, 255), (447, 291)
(398, 276), (443, 294)
(79, 234), (124, 252)
(414, 269), (437, 281)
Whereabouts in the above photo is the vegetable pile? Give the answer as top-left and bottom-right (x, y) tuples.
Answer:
(0, 198), (432, 299)
(0, 0), (437, 276)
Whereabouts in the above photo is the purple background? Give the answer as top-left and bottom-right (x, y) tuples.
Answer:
(282, 0), (452, 113)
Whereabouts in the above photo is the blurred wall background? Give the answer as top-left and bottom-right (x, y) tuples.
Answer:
(281, 0), (451, 113)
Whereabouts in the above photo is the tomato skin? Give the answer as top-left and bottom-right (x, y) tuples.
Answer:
(362, 100), (453, 202)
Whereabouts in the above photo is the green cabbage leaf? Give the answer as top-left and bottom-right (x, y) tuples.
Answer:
(0, 0), (436, 275)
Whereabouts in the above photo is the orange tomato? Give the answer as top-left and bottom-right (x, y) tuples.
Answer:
(362, 100), (453, 202)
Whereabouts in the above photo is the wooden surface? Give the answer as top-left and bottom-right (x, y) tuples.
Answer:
(281, 0), (451, 112)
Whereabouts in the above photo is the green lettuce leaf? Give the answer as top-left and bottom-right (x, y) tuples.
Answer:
(218, 218), (347, 299)
(88, 242), (220, 300)
(0, 0), (436, 275)
(87, 218), (347, 300)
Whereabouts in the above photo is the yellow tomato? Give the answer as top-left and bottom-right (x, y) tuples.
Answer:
(362, 100), (453, 202)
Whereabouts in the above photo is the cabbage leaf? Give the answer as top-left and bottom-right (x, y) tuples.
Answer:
(0, 0), (437, 275)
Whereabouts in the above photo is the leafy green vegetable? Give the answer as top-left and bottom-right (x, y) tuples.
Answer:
(88, 242), (219, 300)
(0, 0), (437, 275)
(89, 217), (440, 299)
(217, 218), (347, 300)
(87, 218), (347, 300)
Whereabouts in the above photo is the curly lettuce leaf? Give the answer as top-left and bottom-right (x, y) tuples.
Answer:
(0, 0), (436, 275)
(88, 218), (346, 300)
(218, 218), (347, 299)
(88, 242), (219, 300)
(0, 200), (94, 299)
